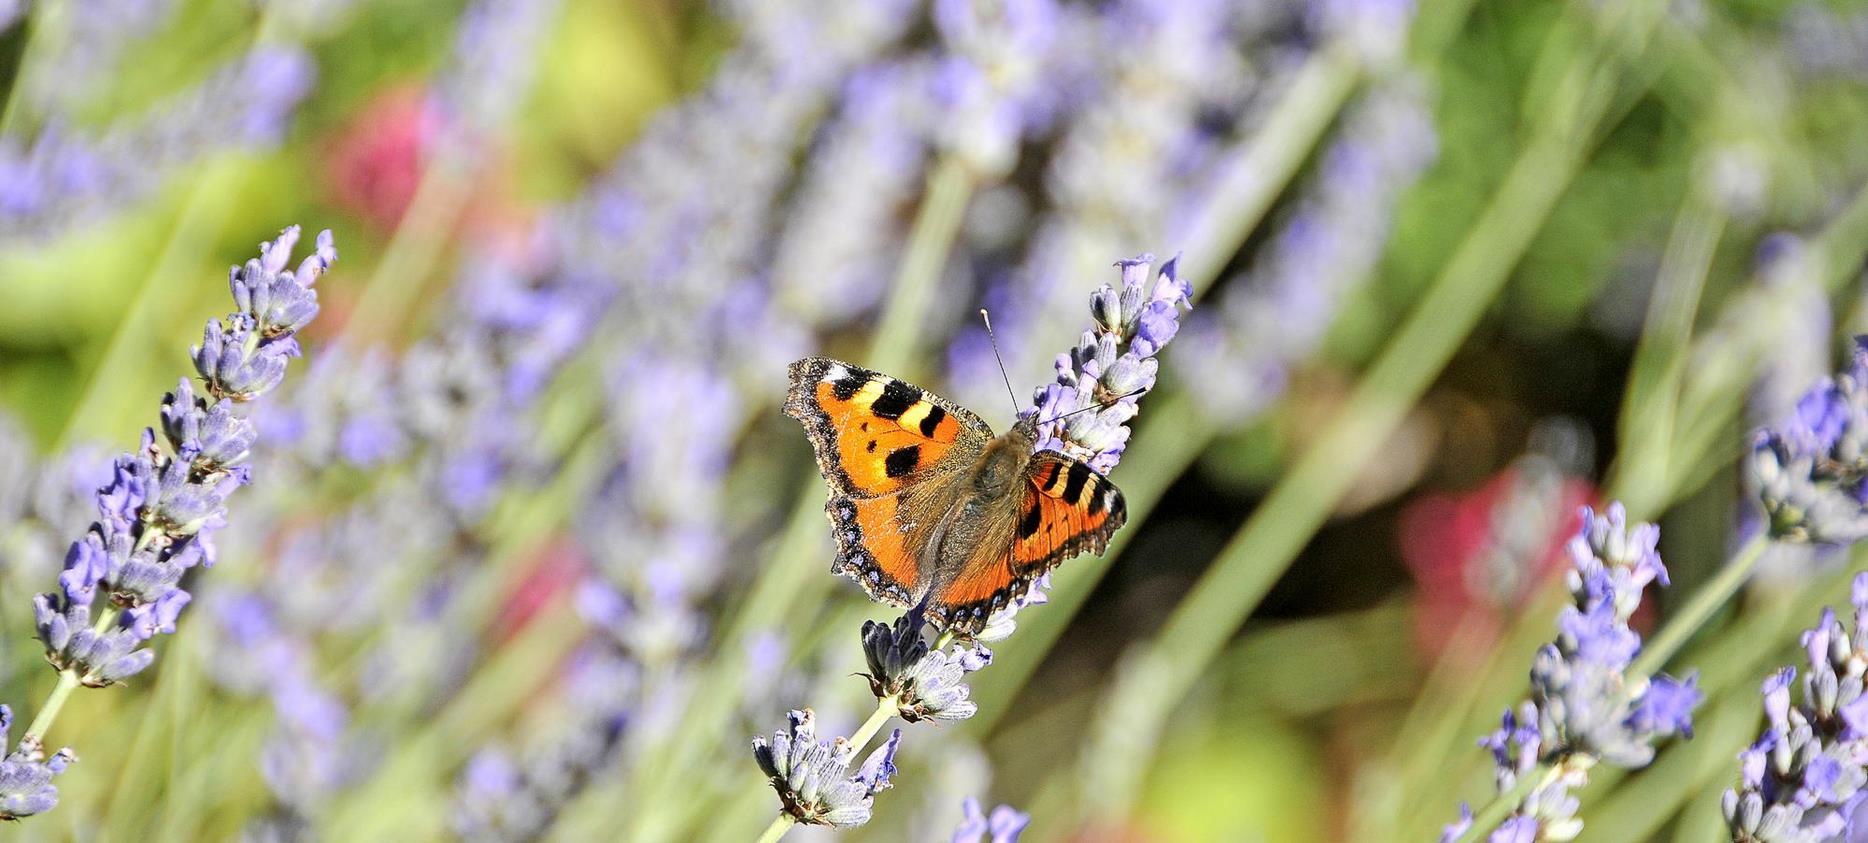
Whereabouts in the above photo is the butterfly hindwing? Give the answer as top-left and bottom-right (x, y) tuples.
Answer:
(928, 452), (1126, 633)
(784, 357), (989, 499)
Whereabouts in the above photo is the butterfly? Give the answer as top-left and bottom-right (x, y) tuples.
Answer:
(784, 357), (1127, 636)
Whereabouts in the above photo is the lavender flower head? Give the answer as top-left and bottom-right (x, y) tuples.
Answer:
(1448, 503), (1698, 840)
(862, 614), (993, 723)
(1724, 572), (1868, 841)
(951, 796), (1030, 843)
(751, 709), (901, 828)
(1751, 337), (1868, 544)
(36, 227), (332, 690)
(1030, 253), (1191, 475)
(0, 706), (73, 820)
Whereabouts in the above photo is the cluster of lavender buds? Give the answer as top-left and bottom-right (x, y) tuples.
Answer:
(862, 614), (993, 723)
(1445, 503), (1700, 841)
(6, 226), (332, 819)
(0, 706), (74, 821)
(951, 797), (1030, 842)
(752, 256), (1190, 833)
(1030, 253), (1191, 474)
(752, 709), (901, 828)
(1724, 573), (1868, 841)
(1750, 337), (1868, 545)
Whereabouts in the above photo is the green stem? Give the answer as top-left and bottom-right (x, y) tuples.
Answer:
(847, 698), (897, 757)
(867, 157), (973, 376)
(54, 162), (245, 449)
(753, 815), (794, 843)
(1175, 43), (1362, 286)
(1456, 763), (1553, 843)
(333, 156), (471, 348)
(24, 604), (121, 744)
(1628, 532), (1769, 679)
(22, 673), (79, 747)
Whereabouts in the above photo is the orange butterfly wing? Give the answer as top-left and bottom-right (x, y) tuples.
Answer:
(785, 357), (989, 606)
(928, 452), (1127, 633)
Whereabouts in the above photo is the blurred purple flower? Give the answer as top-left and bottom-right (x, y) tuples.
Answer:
(0, 49), (314, 243)
(951, 797), (1030, 843)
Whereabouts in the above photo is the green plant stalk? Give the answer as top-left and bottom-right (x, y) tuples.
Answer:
(1078, 47), (1618, 824)
(1630, 533), (1769, 678)
(1608, 194), (1725, 513)
(847, 696), (897, 758)
(970, 35), (1372, 728)
(54, 161), (249, 448)
(333, 156), (473, 348)
(753, 815), (795, 843)
(1399, 179), (1868, 836)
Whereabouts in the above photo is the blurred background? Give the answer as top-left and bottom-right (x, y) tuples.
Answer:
(2, 0), (1868, 840)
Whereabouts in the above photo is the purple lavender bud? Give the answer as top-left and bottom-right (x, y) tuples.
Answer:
(161, 379), (257, 471)
(951, 796), (1030, 843)
(1030, 254), (1190, 475)
(1727, 572), (1868, 838)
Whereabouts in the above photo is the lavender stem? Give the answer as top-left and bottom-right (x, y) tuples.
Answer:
(846, 697), (900, 758)
(1629, 532), (1770, 678)
(1454, 762), (1555, 843)
(753, 814), (796, 843)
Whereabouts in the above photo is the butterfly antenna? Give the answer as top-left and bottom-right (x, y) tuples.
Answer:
(980, 309), (1022, 415)
(1037, 387), (1147, 426)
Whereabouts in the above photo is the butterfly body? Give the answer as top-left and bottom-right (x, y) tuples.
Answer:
(785, 357), (1126, 635)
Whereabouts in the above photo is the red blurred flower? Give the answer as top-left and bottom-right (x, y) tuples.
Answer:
(325, 84), (439, 231)
(1399, 459), (1595, 660)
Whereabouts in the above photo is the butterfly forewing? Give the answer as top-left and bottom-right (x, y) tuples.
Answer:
(785, 357), (989, 607)
(784, 357), (989, 498)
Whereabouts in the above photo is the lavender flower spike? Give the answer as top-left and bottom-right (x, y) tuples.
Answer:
(14, 226), (330, 820)
(1031, 253), (1191, 475)
(0, 706), (73, 820)
(751, 709), (900, 828)
(1750, 337), (1868, 544)
(1446, 503), (1699, 840)
(1724, 572), (1868, 841)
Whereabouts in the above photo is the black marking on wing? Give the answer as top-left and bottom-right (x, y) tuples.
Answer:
(870, 379), (920, 420)
(884, 445), (920, 478)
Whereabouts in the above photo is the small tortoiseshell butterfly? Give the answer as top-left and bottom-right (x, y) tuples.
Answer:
(785, 357), (1127, 635)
